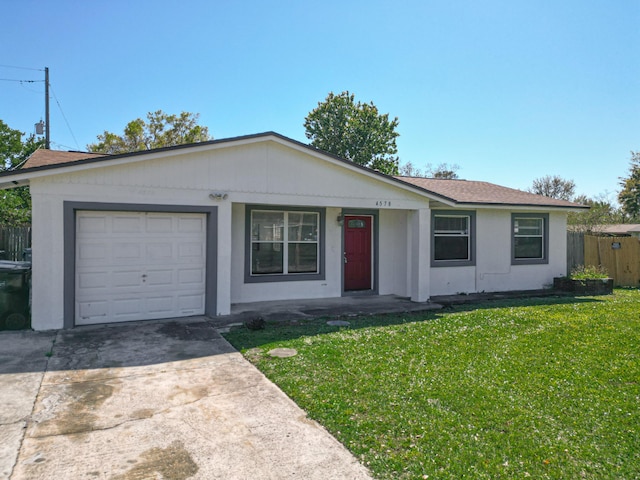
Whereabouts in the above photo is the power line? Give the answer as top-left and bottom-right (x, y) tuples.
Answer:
(0, 78), (43, 83)
(0, 64), (44, 72)
(51, 141), (80, 151)
(50, 84), (80, 151)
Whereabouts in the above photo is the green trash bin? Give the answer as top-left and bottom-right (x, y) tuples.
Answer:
(0, 261), (31, 330)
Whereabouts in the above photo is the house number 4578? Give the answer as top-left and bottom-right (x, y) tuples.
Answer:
(376, 200), (391, 207)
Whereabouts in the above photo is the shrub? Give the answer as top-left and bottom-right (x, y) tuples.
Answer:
(570, 264), (609, 279)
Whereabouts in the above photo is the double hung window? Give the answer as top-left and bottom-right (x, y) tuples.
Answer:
(432, 211), (475, 266)
(512, 214), (548, 264)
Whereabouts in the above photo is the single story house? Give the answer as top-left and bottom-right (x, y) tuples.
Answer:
(0, 132), (586, 330)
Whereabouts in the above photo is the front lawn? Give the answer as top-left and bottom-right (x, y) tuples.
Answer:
(223, 291), (640, 479)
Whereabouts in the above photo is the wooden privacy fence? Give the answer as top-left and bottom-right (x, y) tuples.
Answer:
(0, 226), (31, 261)
(567, 231), (585, 274)
(584, 235), (640, 287)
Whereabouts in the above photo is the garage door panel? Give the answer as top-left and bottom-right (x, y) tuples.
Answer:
(177, 294), (205, 312)
(77, 216), (108, 234)
(77, 271), (109, 289)
(112, 298), (144, 317)
(145, 269), (173, 286)
(177, 268), (205, 285)
(179, 216), (205, 232)
(146, 243), (173, 261)
(78, 243), (109, 262)
(147, 296), (174, 314)
(146, 216), (173, 233)
(76, 211), (207, 326)
(113, 243), (143, 261)
(178, 242), (205, 259)
(112, 216), (142, 233)
(111, 270), (144, 288)
(78, 300), (108, 322)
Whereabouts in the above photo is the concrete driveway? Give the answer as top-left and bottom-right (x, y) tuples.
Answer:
(0, 319), (372, 480)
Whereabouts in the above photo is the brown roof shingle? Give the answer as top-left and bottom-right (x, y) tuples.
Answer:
(395, 177), (587, 209)
(22, 149), (108, 169)
(13, 142), (586, 211)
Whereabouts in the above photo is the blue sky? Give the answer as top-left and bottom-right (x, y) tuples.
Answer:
(1, 0), (637, 201)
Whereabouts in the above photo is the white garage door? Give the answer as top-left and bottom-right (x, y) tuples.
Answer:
(75, 211), (207, 325)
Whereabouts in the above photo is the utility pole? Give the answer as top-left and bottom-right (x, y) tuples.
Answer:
(45, 67), (50, 149)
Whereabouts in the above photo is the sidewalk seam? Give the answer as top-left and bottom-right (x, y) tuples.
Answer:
(8, 330), (58, 479)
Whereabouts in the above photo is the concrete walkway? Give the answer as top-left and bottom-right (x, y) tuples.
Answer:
(220, 294), (443, 326)
(2, 291), (560, 478)
(1, 320), (373, 480)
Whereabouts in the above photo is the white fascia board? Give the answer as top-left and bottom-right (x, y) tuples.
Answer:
(0, 174), (35, 189)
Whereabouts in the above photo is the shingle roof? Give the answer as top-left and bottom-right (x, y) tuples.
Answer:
(598, 224), (640, 235)
(396, 176), (587, 209)
(9, 137), (586, 210)
(22, 149), (108, 169)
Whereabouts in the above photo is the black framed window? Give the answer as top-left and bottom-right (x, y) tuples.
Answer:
(431, 211), (476, 267)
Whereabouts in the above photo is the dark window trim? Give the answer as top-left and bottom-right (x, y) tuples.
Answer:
(63, 202), (218, 329)
(244, 205), (325, 283)
(511, 213), (549, 265)
(431, 210), (476, 267)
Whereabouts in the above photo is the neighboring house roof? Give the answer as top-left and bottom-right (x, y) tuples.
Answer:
(396, 176), (587, 209)
(21, 149), (108, 169)
(1, 132), (587, 210)
(596, 224), (640, 235)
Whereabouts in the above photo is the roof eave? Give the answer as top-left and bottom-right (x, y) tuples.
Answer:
(449, 202), (590, 211)
(0, 132), (452, 201)
(0, 133), (592, 211)
(2, 132), (280, 178)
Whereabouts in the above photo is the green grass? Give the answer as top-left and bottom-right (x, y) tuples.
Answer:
(223, 291), (640, 479)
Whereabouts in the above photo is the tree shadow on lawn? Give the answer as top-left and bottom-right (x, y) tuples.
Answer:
(222, 294), (606, 351)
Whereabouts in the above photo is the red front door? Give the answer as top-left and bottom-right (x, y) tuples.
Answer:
(344, 215), (373, 291)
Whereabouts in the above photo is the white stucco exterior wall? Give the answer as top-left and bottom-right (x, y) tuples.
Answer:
(408, 208), (431, 301)
(22, 137), (571, 330)
(378, 209), (410, 297)
(430, 209), (568, 296)
(229, 204), (344, 304)
(26, 140), (429, 329)
(30, 188), (65, 331)
(215, 201), (233, 315)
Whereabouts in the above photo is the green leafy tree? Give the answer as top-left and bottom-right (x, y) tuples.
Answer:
(304, 91), (400, 175)
(88, 110), (211, 154)
(567, 194), (623, 232)
(530, 175), (576, 201)
(618, 151), (640, 221)
(0, 120), (44, 225)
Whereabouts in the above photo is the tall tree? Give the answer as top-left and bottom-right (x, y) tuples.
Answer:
(304, 91), (400, 175)
(567, 194), (623, 232)
(0, 120), (44, 225)
(88, 110), (211, 154)
(530, 175), (576, 201)
(618, 151), (640, 221)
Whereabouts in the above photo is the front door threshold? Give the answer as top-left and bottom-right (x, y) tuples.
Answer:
(343, 290), (377, 297)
